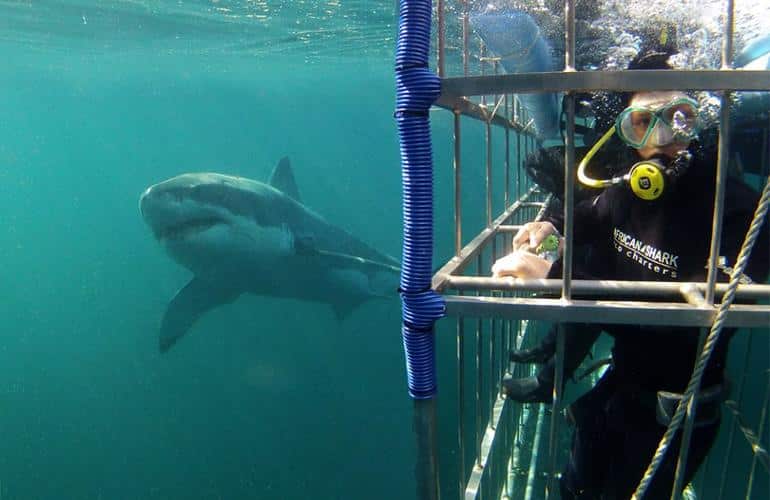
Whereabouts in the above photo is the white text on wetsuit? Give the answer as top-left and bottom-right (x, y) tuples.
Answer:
(613, 227), (679, 278)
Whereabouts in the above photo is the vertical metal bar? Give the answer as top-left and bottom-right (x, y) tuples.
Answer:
(480, 42), (487, 109)
(562, 0), (577, 301)
(454, 111), (463, 256)
(490, 240), (497, 430)
(436, 0), (445, 78)
(457, 314), (466, 500)
(546, 324), (566, 500)
(505, 93), (511, 209)
(761, 115), (769, 178)
(670, 329), (708, 500)
(526, 107), (532, 197)
(462, 0), (469, 76)
(565, 0), (576, 71)
(516, 100), (523, 202)
(491, 324), (498, 425)
(494, 59), (500, 118)
(475, 254), (484, 468)
(721, 0), (735, 71)
(500, 312), (506, 392)
(744, 370), (770, 500)
(562, 93), (576, 300)
(705, 0), (735, 304)
(487, 121), (493, 227)
(525, 405), (547, 500)
(414, 398), (441, 500)
(716, 330), (755, 499)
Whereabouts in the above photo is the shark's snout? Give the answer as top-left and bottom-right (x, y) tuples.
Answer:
(139, 184), (173, 238)
(139, 186), (155, 222)
(140, 175), (233, 242)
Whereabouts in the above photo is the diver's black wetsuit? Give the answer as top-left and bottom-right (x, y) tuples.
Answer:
(543, 145), (770, 499)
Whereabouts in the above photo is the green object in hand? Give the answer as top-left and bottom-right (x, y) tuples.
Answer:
(536, 234), (560, 254)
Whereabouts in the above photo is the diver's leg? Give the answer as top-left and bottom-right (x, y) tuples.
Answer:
(509, 323), (558, 363)
(607, 419), (719, 499)
(560, 372), (616, 498)
(503, 323), (601, 402)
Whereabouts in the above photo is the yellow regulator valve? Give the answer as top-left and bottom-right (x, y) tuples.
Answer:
(629, 160), (666, 200)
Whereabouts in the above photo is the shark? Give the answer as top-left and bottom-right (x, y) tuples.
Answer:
(139, 157), (401, 353)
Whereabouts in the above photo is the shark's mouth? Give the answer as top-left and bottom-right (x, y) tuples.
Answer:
(157, 216), (225, 241)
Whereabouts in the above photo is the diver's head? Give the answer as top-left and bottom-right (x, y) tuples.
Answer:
(575, 35), (702, 200)
(617, 36), (700, 160)
(620, 90), (700, 160)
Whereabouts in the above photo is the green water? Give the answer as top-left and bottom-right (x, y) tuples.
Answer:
(1, 1), (768, 499)
(0, 2), (427, 498)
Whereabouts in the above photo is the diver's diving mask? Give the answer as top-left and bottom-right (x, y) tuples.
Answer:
(576, 97), (700, 201)
(615, 97), (701, 148)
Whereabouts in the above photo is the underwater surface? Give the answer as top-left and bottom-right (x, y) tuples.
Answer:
(1, 2), (418, 499)
(0, 0), (768, 499)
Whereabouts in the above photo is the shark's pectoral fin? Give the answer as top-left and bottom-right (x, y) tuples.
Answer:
(159, 277), (242, 353)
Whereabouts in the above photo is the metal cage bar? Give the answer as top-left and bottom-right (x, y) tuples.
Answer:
(674, 2), (738, 497)
(441, 70), (770, 97)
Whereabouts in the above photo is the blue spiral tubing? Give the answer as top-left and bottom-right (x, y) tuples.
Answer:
(395, 0), (446, 400)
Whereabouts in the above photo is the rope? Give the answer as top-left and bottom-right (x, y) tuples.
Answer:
(632, 173), (770, 499)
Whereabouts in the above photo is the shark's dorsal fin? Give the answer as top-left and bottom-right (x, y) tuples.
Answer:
(269, 156), (301, 202)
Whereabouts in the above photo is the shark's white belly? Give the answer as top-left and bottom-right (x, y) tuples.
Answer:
(162, 223), (393, 304)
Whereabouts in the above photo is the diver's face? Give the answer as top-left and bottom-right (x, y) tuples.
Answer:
(628, 91), (693, 160)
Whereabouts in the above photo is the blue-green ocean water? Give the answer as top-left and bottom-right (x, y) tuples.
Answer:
(1, 1), (768, 499)
(0, 2), (435, 499)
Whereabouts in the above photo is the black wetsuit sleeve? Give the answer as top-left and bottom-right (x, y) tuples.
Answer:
(546, 192), (613, 244)
(545, 191), (615, 280)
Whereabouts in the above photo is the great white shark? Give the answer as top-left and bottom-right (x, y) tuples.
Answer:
(140, 157), (401, 352)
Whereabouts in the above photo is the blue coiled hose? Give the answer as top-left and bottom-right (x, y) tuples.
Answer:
(395, 0), (446, 399)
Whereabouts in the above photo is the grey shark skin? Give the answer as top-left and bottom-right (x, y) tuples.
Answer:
(140, 157), (400, 353)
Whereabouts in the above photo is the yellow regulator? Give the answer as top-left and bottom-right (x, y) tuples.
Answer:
(628, 160), (666, 200)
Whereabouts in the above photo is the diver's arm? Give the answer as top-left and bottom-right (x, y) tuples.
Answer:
(546, 191), (613, 247)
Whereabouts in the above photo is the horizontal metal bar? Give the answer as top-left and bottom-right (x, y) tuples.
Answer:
(496, 225), (523, 233)
(443, 295), (770, 329)
(432, 187), (540, 292)
(444, 277), (770, 301)
(441, 70), (770, 97)
(435, 94), (538, 137)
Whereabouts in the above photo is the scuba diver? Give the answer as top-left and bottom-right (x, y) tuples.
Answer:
(491, 43), (770, 498)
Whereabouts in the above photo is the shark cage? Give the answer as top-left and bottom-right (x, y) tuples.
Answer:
(394, 1), (770, 499)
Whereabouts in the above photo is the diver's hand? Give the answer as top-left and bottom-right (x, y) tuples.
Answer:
(512, 221), (560, 253)
(492, 250), (552, 279)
